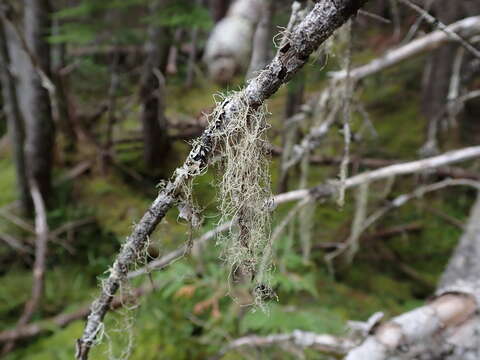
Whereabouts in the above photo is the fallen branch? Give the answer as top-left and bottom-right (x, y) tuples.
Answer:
(76, 2), (368, 358)
(220, 330), (355, 357)
(269, 146), (480, 180)
(139, 149), (480, 278)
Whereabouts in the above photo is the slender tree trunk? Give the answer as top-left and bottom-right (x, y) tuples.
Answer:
(139, 0), (170, 170)
(278, 70), (305, 193)
(185, 26), (199, 87)
(420, 0), (472, 152)
(51, 16), (76, 158)
(0, 17), (31, 215)
(246, 0), (274, 79)
(22, 0), (55, 202)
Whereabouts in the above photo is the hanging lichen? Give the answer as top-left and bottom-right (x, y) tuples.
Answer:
(211, 92), (273, 304)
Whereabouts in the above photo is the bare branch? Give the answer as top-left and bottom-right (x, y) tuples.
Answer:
(330, 16), (480, 81)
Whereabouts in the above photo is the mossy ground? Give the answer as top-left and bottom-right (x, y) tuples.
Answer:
(1, 46), (475, 360)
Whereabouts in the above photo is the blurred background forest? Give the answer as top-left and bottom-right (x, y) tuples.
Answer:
(1, 0), (480, 359)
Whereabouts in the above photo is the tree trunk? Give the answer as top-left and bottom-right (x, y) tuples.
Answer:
(421, 1), (461, 120)
(420, 0), (480, 151)
(209, 0), (230, 23)
(245, 0), (274, 79)
(139, 0), (170, 170)
(203, 0), (264, 83)
(277, 70), (305, 193)
(0, 17), (31, 215)
(51, 16), (76, 159)
(22, 0), (55, 203)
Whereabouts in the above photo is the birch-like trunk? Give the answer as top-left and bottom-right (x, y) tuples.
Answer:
(203, 0), (264, 83)
(0, 17), (31, 215)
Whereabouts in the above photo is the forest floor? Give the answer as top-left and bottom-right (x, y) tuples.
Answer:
(0, 50), (474, 360)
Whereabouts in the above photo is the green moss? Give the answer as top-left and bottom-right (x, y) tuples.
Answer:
(80, 175), (151, 237)
(0, 154), (17, 205)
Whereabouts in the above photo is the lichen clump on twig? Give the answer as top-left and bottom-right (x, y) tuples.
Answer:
(212, 92), (273, 301)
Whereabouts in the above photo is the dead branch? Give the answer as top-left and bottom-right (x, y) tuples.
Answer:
(76, 2), (369, 358)
(330, 16), (480, 81)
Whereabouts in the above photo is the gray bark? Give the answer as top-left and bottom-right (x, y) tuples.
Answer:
(75, 1), (369, 358)
(139, 0), (170, 170)
(22, 0), (55, 202)
(0, 16), (31, 215)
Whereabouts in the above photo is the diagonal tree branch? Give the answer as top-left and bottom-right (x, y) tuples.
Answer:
(330, 16), (480, 81)
(75, 1), (369, 358)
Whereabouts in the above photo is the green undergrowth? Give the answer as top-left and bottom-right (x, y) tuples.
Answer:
(2, 42), (475, 360)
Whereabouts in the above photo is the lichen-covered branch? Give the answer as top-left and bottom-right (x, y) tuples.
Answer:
(75, 1), (368, 358)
